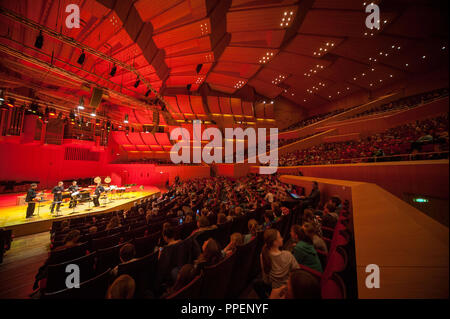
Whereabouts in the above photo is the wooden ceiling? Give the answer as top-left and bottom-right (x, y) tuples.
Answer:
(0, 0), (448, 123)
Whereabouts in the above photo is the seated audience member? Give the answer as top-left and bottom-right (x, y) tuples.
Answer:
(111, 243), (137, 277)
(300, 181), (321, 209)
(193, 238), (223, 273)
(302, 222), (328, 254)
(106, 215), (122, 231)
(159, 227), (181, 259)
(161, 264), (197, 298)
(243, 219), (259, 244)
(33, 229), (82, 290)
(106, 274), (135, 299)
(184, 214), (194, 224)
(254, 229), (299, 299)
(54, 229), (81, 251)
(88, 226), (98, 235)
(321, 203), (339, 228)
(290, 225), (322, 273)
(222, 232), (243, 256)
(191, 216), (217, 236)
(269, 269), (321, 299)
(262, 211), (275, 230)
(158, 222), (172, 247)
(216, 213), (227, 225)
(302, 209), (322, 237)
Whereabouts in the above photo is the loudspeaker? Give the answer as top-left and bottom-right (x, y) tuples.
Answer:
(89, 87), (103, 108)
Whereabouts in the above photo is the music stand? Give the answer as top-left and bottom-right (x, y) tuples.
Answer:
(101, 194), (108, 207)
(36, 199), (46, 217)
(85, 196), (93, 211)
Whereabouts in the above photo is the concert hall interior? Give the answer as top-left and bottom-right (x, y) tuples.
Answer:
(0, 0), (448, 301)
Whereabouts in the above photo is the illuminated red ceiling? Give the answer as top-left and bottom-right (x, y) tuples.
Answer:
(0, 0), (448, 120)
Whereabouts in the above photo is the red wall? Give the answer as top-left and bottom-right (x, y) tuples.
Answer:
(105, 164), (210, 186)
(0, 139), (108, 189)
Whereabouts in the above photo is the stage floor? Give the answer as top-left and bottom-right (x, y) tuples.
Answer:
(0, 186), (161, 236)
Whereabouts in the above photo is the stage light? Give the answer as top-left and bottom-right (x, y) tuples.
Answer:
(413, 197), (429, 203)
(186, 84), (192, 91)
(134, 78), (140, 88)
(34, 30), (43, 49)
(96, 119), (101, 126)
(124, 114), (129, 123)
(77, 50), (86, 65)
(145, 90), (151, 97)
(0, 89), (4, 102)
(6, 98), (15, 108)
(49, 108), (56, 117)
(90, 111), (96, 117)
(196, 63), (203, 74)
(110, 65), (117, 76)
(78, 97), (85, 110)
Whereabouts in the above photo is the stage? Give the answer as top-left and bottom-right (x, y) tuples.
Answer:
(0, 186), (161, 237)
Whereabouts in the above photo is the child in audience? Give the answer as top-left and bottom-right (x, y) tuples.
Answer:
(254, 229), (299, 299)
(290, 225), (323, 273)
(222, 232), (243, 256)
(243, 219), (259, 244)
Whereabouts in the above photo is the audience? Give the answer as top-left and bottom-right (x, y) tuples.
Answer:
(290, 225), (323, 273)
(279, 114), (449, 166)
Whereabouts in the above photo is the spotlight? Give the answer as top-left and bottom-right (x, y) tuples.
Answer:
(0, 89), (4, 102)
(6, 98), (15, 108)
(196, 63), (203, 74)
(124, 114), (129, 123)
(134, 78), (140, 88)
(145, 89), (151, 97)
(49, 108), (56, 117)
(29, 102), (39, 114)
(90, 111), (96, 117)
(77, 50), (86, 65)
(110, 65), (117, 77)
(96, 119), (101, 126)
(34, 30), (43, 49)
(78, 97), (85, 110)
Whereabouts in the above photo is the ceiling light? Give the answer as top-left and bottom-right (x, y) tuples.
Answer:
(77, 97), (85, 110)
(34, 30), (43, 49)
(77, 50), (86, 65)
(110, 65), (117, 77)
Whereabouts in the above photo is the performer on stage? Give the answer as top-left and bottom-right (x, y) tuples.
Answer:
(25, 183), (38, 219)
(68, 180), (79, 209)
(50, 181), (64, 214)
(93, 178), (105, 207)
